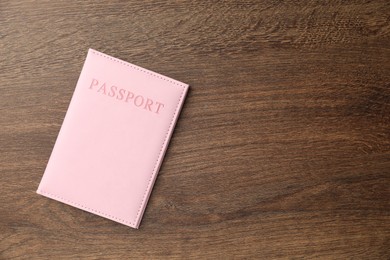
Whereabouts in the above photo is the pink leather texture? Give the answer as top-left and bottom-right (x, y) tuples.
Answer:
(37, 49), (189, 228)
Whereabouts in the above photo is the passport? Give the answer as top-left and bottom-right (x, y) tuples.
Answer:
(37, 49), (189, 228)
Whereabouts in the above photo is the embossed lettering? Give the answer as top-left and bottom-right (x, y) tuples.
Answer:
(134, 95), (144, 107)
(117, 88), (126, 100)
(90, 78), (99, 89)
(108, 86), (117, 97)
(144, 98), (153, 111)
(97, 83), (107, 95)
(88, 78), (165, 114)
(155, 102), (165, 114)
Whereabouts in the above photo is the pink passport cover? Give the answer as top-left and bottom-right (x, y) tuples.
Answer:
(37, 49), (188, 228)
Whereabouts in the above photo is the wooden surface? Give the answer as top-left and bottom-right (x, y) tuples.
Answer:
(1, 1), (389, 259)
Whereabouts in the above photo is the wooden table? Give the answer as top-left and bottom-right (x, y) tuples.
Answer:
(1, 1), (389, 259)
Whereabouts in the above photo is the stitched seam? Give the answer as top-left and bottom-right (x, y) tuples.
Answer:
(93, 50), (187, 225)
(38, 189), (135, 226)
(134, 84), (186, 225)
(40, 50), (187, 227)
(90, 50), (186, 88)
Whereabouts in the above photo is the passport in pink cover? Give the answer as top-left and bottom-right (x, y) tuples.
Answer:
(37, 49), (189, 228)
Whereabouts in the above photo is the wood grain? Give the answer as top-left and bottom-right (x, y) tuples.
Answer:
(1, 0), (389, 259)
